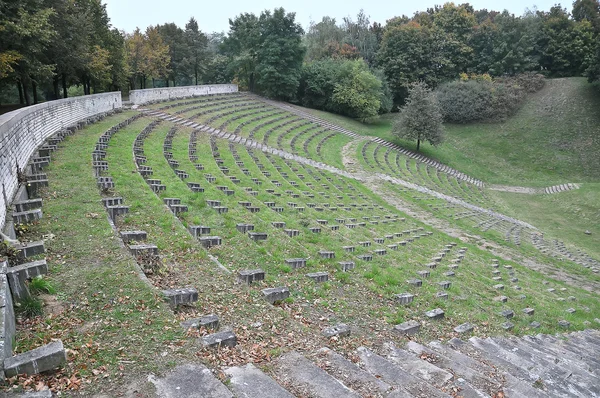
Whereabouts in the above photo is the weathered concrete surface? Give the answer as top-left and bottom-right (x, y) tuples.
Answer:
(148, 363), (233, 398)
(130, 84), (238, 105)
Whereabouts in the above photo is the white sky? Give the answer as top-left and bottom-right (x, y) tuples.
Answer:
(103, 0), (564, 34)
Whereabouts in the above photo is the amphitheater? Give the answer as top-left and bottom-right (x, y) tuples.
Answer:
(0, 84), (599, 397)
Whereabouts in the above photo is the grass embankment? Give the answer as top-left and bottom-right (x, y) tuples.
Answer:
(10, 88), (599, 393)
(297, 77), (600, 261)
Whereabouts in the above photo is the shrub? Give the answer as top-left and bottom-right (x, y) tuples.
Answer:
(29, 276), (57, 295)
(16, 296), (43, 318)
(436, 73), (545, 123)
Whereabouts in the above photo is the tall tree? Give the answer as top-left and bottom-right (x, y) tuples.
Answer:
(255, 8), (305, 99)
(157, 23), (187, 86)
(223, 12), (261, 91)
(146, 26), (171, 87)
(392, 82), (444, 151)
(184, 17), (208, 85)
(0, 3), (55, 104)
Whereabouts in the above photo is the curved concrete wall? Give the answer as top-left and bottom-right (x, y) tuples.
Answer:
(129, 84), (238, 105)
(0, 93), (122, 229)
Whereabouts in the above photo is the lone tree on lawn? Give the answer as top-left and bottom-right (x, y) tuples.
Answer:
(393, 82), (444, 151)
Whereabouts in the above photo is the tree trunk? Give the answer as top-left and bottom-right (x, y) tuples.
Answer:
(53, 76), (60, 99)
(195, 66), (198, 85)
(152, 77), (155, 88)
(166, 77), (169, 87)
(416, 138), (421, 152)
(32, 79), (38, 104)
(62, 74), (68, 98)
(21, 79), (31, 106)
(17, 81), (24, 104)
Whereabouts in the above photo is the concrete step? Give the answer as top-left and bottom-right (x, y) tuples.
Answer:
(224, 363), (294, 398)
(405, 341), (501, 396)
(149, 363), (233, 398)
(489, 336), (599, 397)
(274, 351), (360, 397)
(384, 343), (453, 388)
(441, 338), (547, 398)
(469, 336), (580, 397)
(356, 346), (449, 398)
(315, 347), (394, 397)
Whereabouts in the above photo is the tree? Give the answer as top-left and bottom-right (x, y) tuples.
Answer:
(225, 8), (304, 99)
(255, 8), (305, 100)
(157, 23), (187, 86)
(304, 17), (345, 61)
(146, 26), (170, 87)
(183, 17), (208, 85)
(393, 82), (444, 151)
(331, 60), (381, 120)
(222, 12), (260, 91)
(376, 22), (448, 102)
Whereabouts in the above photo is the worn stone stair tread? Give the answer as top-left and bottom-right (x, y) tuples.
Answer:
(385, 343), (453, 388)
(531, 332), (600, 369)
(356, 347), (450, 398)
(316, 347), (393, 397)
(433, 339), (547, 398)
(521, 335), (598, 369)
(468, 337), (575, 397)
(274, 351), (360, 398)
(490, 336), (600, 396)
(535, 334), (600, 366)
(148, 363), (233, 398)
(405, 341), (499, 396)
(224, 363), (294, 398)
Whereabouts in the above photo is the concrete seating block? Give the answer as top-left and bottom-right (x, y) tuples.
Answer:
(162, 288), (198, 308)
(262, 287), (290, 304)
(394, 320), (420, 335)
(425, 308), (445, 320)
(238, 269), (265, 284)
(4, 340), (66, 377)
(306, 272), (329, 283)
(202, 330), (237, 348)
(395, 293), (414, 305)
(322, 324), (350, 338)
(120, 230), (147, 243)
(181, 314), (219, 330)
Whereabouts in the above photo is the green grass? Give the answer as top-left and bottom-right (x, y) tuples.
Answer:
(8, 84), (600, 394)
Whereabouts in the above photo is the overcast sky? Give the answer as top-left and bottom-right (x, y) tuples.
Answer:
(103, 0), (563, 34)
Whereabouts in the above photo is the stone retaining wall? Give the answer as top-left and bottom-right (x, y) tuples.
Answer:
(0, 93), (122, 230)
(129, 84), (238, 105)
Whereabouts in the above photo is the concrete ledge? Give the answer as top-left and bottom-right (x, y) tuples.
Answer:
(4, 340), (66, 377)
(130, 84), (238, 105)
(0, 270), (16, 376)
(6, 260), (48, 300)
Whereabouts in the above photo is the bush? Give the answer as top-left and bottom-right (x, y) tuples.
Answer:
(16, 296), (43, 318)
(436, 73), (545, 123)
(29, 276), (56, 295)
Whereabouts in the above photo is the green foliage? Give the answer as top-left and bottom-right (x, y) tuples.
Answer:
(16, 296), (43, 318)
(255, 8), (305, 100)
(224, 8), (304, 99)
(537, 6), (596, 77)
(299, 59), (386, 120)
(332, 61), (381, 120)
(437, 73), (546, 123)
(29, 276), (57, 295)
(393, 82), (444, 151)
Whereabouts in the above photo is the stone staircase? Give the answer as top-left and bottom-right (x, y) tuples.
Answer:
(149, 329), (600, 397)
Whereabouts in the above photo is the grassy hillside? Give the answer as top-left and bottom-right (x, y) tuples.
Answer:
(300, 77), (600, 186)
(297, 78), (600, 260)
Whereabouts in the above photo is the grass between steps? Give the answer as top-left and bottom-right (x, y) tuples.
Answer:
(8, 96), (600, 393)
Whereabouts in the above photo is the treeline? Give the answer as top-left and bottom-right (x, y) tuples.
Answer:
(0, 0), (127, 105)
(1, 1), (600, 110)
